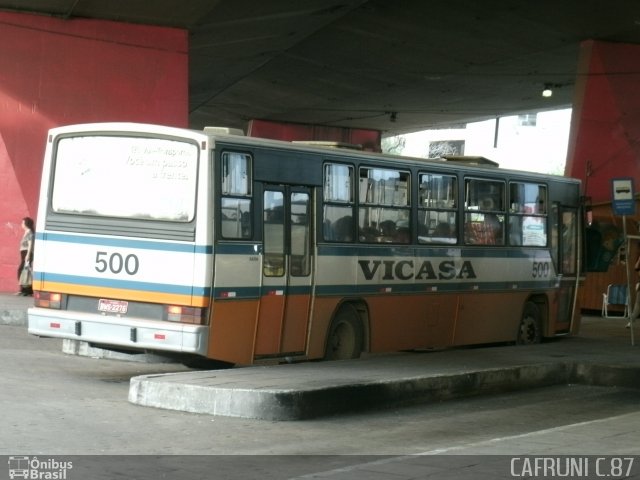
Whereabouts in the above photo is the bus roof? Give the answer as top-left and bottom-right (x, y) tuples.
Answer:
(48, 122), (579, 185)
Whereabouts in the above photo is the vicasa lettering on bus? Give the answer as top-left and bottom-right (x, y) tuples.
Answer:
(357, 259), (477, 281)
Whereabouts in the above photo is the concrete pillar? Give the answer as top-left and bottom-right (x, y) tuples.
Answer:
(247, 119), (382, 152)
(0, 12), (188, 292)
(566, 40), (640, 204)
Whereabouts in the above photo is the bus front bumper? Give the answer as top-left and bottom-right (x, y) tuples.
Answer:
(27, 307), (208, 356)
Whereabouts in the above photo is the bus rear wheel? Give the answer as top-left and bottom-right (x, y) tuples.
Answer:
(324, 304), (364, 361)
(517, 301), (542, 345)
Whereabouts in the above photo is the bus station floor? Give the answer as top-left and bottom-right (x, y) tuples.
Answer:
(2, 293), (640, 421)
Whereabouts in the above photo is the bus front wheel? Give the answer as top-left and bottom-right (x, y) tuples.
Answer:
(517, 301), (542, 345)
(324, 304), (364, 361)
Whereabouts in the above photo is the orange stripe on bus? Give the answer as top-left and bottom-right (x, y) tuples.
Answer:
(37, 281), (210, 307)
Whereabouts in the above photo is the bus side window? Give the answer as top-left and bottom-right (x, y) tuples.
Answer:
(358, 167), (411, 244)
(290, 191), (311, 277)
(418, 172), (457, 245)
(508, 182), (547, 247)
(263, 190), (285, 277)
(464, 178), (505, 246)
(221, 198), (252, 239)
(323, 163), (354, 242)
(221, 152), (252, 239)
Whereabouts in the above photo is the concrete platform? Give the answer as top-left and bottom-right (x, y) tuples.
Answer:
(128, 316), (640, 420)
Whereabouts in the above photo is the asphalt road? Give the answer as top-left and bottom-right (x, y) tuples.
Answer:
(2, 323), (640, 479)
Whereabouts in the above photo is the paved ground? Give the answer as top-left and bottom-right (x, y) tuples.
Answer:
(0, 292), (33, 325)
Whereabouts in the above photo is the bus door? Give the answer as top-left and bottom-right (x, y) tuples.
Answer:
(255, 185), (313, 356)
(551, 204), (580, 331)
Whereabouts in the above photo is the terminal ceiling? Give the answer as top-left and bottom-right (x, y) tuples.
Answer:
(3, 0), (640, 135)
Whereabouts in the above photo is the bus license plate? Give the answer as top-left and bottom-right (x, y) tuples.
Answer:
(98, 299), (129, 315)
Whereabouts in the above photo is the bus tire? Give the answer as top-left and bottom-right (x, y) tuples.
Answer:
(517, 301), (542, 345)
(324, 304), (364, 361)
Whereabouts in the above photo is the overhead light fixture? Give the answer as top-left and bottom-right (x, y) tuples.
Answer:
(389, 111), (397, 122)
(542, 84), (553, 98)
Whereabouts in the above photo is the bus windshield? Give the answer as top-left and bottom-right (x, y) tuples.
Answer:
(51, 135), (199, 222)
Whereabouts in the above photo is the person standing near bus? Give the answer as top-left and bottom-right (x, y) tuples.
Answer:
(17, 216), (34, 296)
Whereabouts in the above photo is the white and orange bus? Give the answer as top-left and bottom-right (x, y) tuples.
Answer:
(28, 123), (583, 365)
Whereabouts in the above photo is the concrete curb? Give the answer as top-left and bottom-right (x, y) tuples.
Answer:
(129, 362), (638, 421)
(574, 363), (640, 389)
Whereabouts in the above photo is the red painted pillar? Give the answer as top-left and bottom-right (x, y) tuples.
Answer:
(0, 12), (188, 292)
(248, 119), (382, 152)
(566, 40), (640, 203)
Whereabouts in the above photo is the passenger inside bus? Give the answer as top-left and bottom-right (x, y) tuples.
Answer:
(417, 221), (457, 244)
(465, 214), (504, 245)
(325, 215), (353, 242)
(394, 227), (411, 243)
